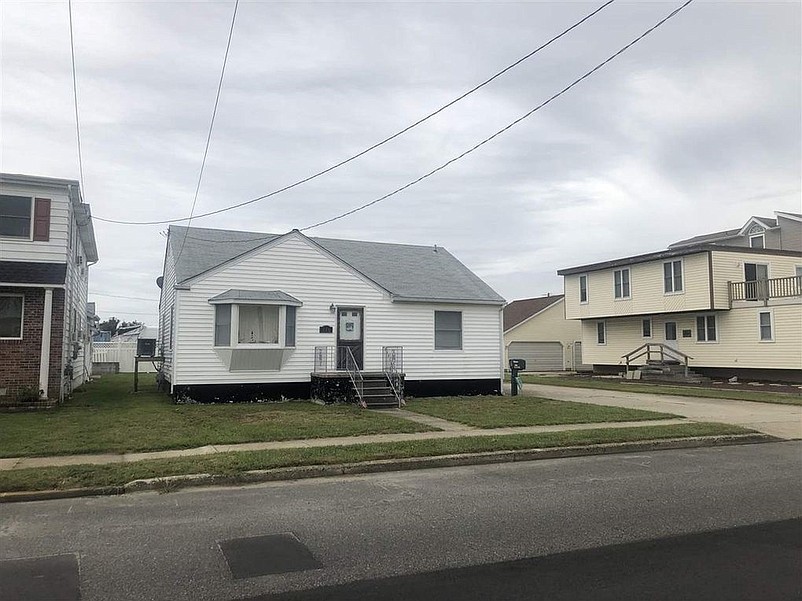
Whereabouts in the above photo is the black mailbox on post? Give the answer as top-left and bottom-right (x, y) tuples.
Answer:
(509, 358), (526, 396)
(509, 358), (526, 371)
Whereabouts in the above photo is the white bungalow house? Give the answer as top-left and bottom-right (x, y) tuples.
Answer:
(157, 226), (505, 404)
(558, 211), (802, 382)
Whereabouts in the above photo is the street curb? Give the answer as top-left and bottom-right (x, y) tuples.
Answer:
(0, 433), (774, 503)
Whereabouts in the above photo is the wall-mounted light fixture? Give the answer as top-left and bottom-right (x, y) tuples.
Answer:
(329, 304), (336, 313)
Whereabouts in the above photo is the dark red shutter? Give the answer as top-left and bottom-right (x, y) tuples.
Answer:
(33, 198), (51, 241)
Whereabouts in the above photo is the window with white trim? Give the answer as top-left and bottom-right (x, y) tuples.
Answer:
(758, 311), (773, 341)
(434, 311), (462, 350)
(579, 275), (588, 304)
(0, 195), (32, 238)
(213, 303), (297, 348)
(663, 260), (683, 293)
(596, 321), (606, 345)
(696, 315), (717, 342)
(614, 268), (630, 299)
(642, 318), (652, 338)
(749, 234), (765, 248)
(0, 294), (24, 339)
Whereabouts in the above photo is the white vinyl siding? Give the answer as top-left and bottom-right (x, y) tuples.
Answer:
(171, 235), (502, 384)
(0, 183), (71, 263)
(579, 307), (801, 370)
(710, 250), (800, 309)
(564, 252), (712, 320)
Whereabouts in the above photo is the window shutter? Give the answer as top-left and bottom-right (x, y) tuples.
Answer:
(33, 198), (51, 241)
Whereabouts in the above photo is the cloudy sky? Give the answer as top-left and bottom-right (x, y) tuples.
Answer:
(2, 0), (800, 324)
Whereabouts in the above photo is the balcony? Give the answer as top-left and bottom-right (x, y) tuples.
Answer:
(728, 275), (802, 307)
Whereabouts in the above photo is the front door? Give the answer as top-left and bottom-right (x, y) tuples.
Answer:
(337, 307), (364, 370)
(664, 321), (678, 351)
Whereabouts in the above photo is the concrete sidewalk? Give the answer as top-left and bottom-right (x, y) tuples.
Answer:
(520, 383), (802, 440)
(0, 417), (688, 472)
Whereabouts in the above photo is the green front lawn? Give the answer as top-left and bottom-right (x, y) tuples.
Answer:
(520, 376), (802, 406)
(0, 422), (751, 493)
(405, 396), (673, 428)
(0, 374), (431, 458)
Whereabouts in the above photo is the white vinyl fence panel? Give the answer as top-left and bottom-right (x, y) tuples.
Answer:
(93, 341), (158, 373)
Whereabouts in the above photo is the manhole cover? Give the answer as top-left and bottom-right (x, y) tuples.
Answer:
(219, 532), (322, 579)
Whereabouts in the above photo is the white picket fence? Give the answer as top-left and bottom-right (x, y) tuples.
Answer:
(92, 341), (158, 373)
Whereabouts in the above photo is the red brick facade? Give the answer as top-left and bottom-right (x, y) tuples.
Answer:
(0, 286), (65, 401)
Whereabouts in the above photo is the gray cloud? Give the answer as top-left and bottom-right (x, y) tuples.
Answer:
(2, 0), (799, 318)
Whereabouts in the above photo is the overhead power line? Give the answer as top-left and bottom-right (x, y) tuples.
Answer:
(89, 292), (159, 302)
(173, 0), (240, 266)
(67, 0), (86, 195)
(92, 0), (616, 226)
(298, 0), (695, 232)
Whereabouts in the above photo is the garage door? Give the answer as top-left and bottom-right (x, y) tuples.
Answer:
(508, 342), (564, 372)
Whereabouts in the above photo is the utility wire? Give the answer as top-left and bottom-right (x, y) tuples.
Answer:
(299, 0), (695, 232)
(172, 0), (240, 266)
(92, 0), (615, 226)
(67, 0), (86, 195)
(90, 292), (160, 302)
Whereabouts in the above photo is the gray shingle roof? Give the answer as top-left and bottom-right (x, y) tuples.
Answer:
(208, 289), (302, 305)
(169, 226), (505, 305)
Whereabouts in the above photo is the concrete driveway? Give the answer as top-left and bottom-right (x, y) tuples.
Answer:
(522, 384), (802, 440)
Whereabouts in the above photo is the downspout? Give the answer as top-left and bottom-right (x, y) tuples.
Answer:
(498, 305), (505, 395)
(39, 288), (54, 399)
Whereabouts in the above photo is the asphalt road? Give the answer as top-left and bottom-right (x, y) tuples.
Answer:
(1, 441), (800, 601)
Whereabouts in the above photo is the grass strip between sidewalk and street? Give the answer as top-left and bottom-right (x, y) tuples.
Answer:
(405, 396), (673, 428)
(519, 376), (802, 406)
(0, 422), (750, 493)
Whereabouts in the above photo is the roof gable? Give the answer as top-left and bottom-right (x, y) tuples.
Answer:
(503, 295), (563, 331)
(167, 226), (505, 305)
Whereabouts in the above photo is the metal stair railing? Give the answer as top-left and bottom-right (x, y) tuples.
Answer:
(382, 346), (404, 408)
(622, 343), (693, 378)
(344, 346), (365, 408)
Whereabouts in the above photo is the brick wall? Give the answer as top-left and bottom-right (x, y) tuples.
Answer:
(0, 286), (65, 401)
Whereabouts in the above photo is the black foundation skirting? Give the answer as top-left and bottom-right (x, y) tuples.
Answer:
(405, 378), (502, 398)
(172, 382), (311, 403)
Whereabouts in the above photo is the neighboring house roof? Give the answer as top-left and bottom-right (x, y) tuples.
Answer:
(503, 295), (563, 332)
(776, 211), (802, 222)
(557, 244), (802, 276)
(208, 289), (302, 305)
(168, 226), (505, 305)
(0, 261), (67, 285)
(669, 214), (785, 249)
(668, 228), (741, 249)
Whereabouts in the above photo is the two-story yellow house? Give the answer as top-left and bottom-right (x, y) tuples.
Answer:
(558, 211), (802, 382)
